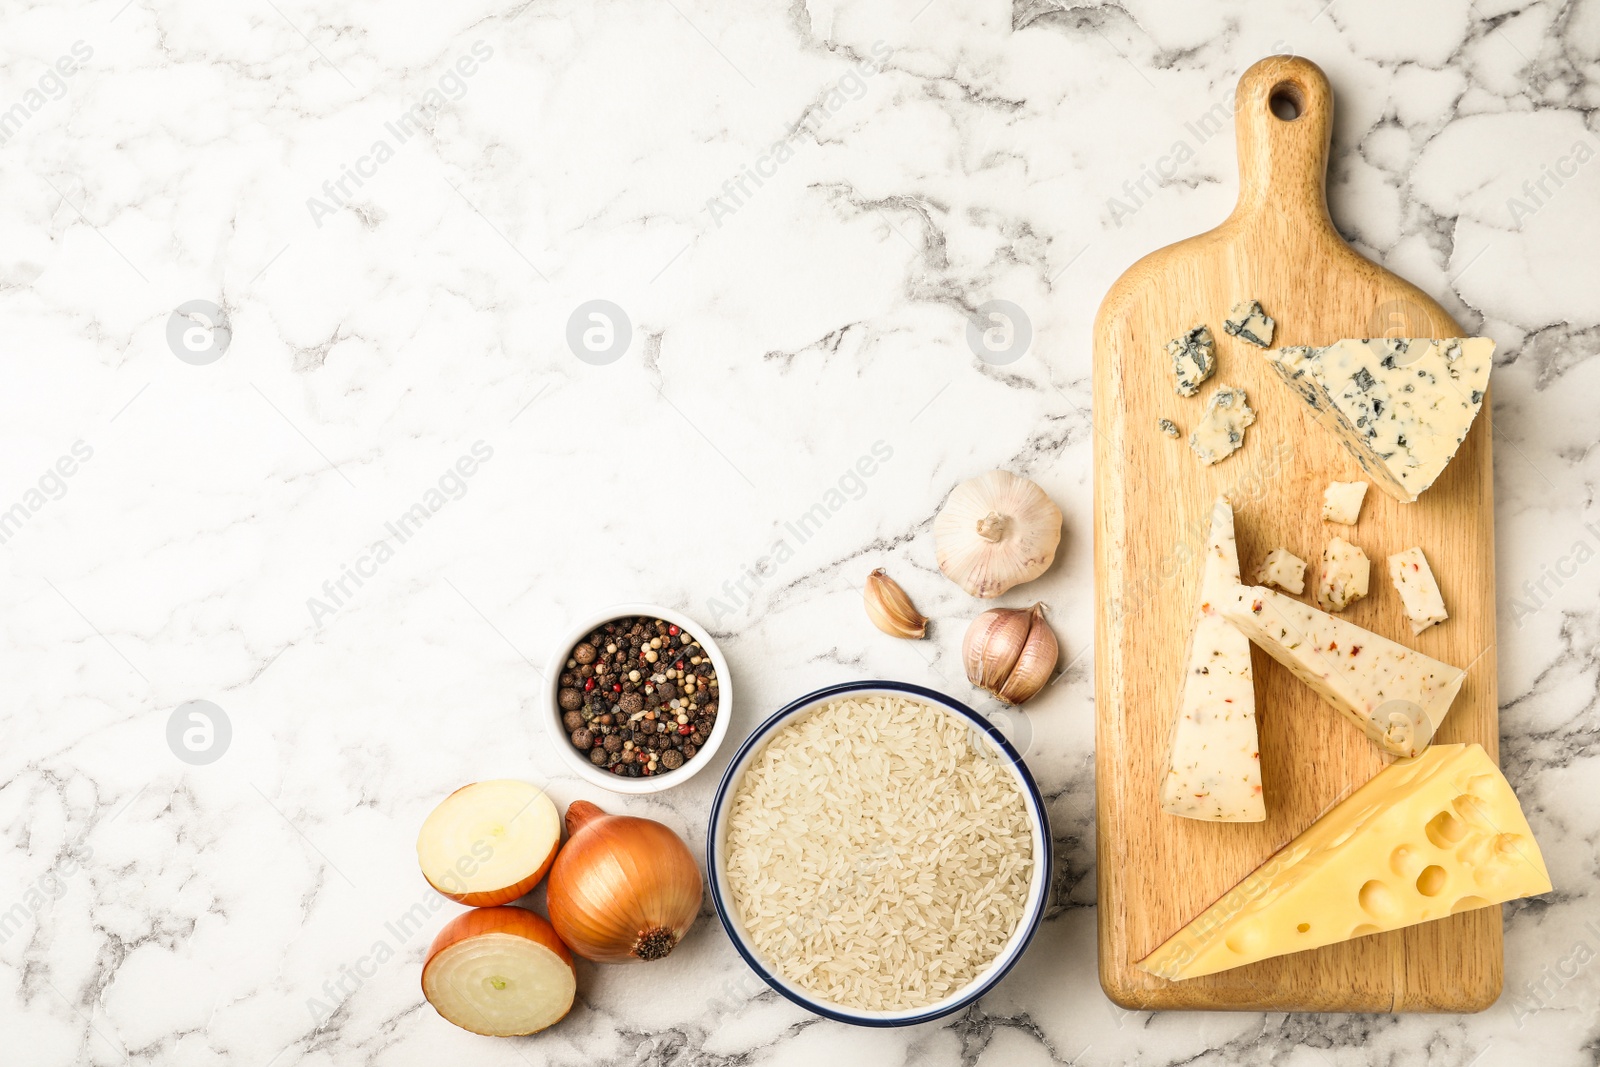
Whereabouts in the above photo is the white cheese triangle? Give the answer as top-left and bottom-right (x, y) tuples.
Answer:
(1160, 498), (1263, 822)
(1264, 338), (1494, 502)
(1139, 743), (1551, 981)
(1220, 585), (1465, 758)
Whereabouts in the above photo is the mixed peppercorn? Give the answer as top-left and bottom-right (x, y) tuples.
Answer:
(557, 616), (719, 778)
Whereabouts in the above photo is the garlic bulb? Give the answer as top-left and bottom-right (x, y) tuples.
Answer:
(934, 471), (1062, 598)
(963, 603), (1059, 705)
(864, 569), (927, 639)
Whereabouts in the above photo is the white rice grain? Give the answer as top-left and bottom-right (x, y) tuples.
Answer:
(725, 695), (1034, 1012)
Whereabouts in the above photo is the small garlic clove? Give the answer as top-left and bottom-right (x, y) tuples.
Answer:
(864, 569), (928, 640)
(995, 604), (1059, 705)
(934, 471), (1063, 598)
(962, 607), (1033, 694)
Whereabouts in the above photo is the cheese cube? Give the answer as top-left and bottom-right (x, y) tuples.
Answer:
(1220, 585), (1465, 757)
(1160, 497), (1263, 822)
(1389, 547), (1449, 634)
(1322, 481), (1368, 525)
(1138, 743), (1551, 981)
(1316, 536), (1370, 612)
(1254, 547), (1306, 594)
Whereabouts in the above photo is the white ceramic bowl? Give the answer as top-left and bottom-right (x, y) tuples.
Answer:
(706, 681), (1052, 1026)
(541, 604), (732, 795)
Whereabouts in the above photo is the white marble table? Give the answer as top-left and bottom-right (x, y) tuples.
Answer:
(4, 0), (1598, 1063)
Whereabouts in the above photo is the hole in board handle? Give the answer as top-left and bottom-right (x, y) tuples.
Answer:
(1268, 82), (1304, 121)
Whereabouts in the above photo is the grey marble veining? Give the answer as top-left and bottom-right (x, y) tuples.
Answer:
(2, 0), (1598, 1063)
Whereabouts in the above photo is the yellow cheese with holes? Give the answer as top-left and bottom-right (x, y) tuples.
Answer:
(1138, 743), (1551, 981)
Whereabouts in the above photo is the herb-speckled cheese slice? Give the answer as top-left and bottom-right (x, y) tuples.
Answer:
(1160, 497), (1262, 822)
(1264, 338), (1494, 502)
(1388, 547), (1449, 634)
(1188, 385), (1254, 465)
(1167, 326), (1216, 397)
(1138, 743), (1551, 981)
(1219, 585), (1466, 758)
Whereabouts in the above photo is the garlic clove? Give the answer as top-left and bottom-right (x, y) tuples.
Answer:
(964, 603), (1059, 705)
(934, 471), (1063, 598)
(962, 606), (1032, 694)
(996, 605), (1059, 705)
(864, 569), (928, 639)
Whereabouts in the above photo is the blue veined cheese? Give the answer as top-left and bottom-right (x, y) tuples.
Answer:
(1223, 299), (1275, 348)
(1188, 385), (1255, 465)
(1315, 536), (1370, 612)
(1167, 325), (1216, 397)
(1220, 585), (1466, 758)
(1160, 497), (1263, 822)
(1158, 417), (1181, 439)
(1388, 547), (1449, 634)
(1254, 547), (1306, 594)
(1263, 338), (1495, 502)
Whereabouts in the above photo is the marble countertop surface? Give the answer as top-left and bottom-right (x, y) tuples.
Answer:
(5, 0), (1599, 1063)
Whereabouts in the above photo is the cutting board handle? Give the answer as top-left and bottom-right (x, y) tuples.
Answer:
(1231, 55), (1336, 231)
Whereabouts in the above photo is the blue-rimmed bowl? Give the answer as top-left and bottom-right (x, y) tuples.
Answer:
(706, 680), (1052, 1026)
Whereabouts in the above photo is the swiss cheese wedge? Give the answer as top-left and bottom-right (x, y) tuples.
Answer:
(1139, 743), (1551, 981)
(1160, 497), (1262, 821)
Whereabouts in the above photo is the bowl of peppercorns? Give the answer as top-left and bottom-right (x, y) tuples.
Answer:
(544, 605), (732, 794)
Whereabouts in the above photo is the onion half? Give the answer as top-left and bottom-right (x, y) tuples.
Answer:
(417, 780), (561, 907)
(422, 906), (575, 1037)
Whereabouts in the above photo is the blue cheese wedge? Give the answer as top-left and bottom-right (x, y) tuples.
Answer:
(1315, 536), (1370, 612)
(1220, 585), (1466, 757)
(1322, 481), (1368, 525)
(1167, 326), (1216, 397)
(1223, 300), (1275, 348)
(1255, 547), (1306, 594)
(1388, 547), (1448, 634)
(1160, 497), (1262, 822)
(1188, 385), (1255, 465)
(1264, 338), (1494, 502)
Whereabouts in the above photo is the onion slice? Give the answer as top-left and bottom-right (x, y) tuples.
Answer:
(422, 906), (575, 1037)
(417, 780), (561, 907)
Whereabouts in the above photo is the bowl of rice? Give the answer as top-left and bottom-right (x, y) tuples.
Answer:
(706, 680), (1051, 1025)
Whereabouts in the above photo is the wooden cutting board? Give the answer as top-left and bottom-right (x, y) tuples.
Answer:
(1092, 55), (1500, 1012)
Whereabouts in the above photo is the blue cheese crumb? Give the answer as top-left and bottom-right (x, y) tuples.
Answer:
(1223, 300), (1275, 348)
(1167, 326), (1216, 397)
(1158, 418), (1181, 439)
(1188, 385), (1255, 465)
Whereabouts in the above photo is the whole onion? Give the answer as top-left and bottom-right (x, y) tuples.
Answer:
(545, 800), (703, 963)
